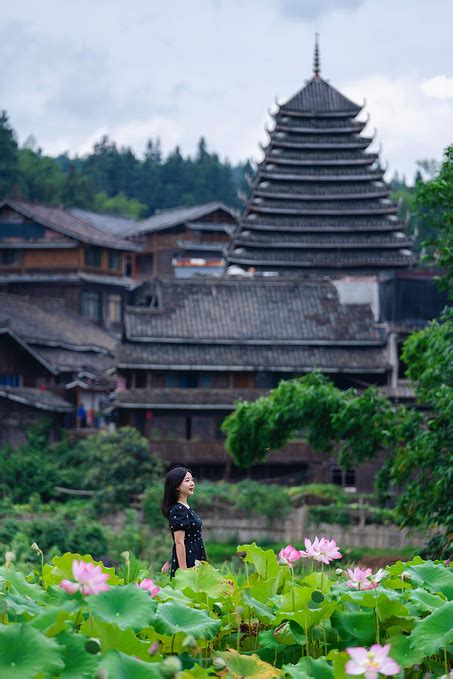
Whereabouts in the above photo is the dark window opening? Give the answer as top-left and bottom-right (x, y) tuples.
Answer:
(0, 250), (19, 265)
(81, 290), (101, 321)
(85, 245), (102, 267)
(331, 466), (356, 488)
(185, 417), (192, 440)
(108, 251), (121, 270)
(135, 371), (147, 388)
(125, 255), (132, 277)
(0, 374), (20, 386)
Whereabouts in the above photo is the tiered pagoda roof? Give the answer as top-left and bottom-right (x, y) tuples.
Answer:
(226, 40), (417, 274)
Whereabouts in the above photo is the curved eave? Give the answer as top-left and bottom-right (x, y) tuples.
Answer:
(253, 189), (391, 201)
(258, 170), (385, 182)
(233, 239), (415, 250)
(267, 155), (378, 167)
(227, 255), (418, 268)
(274, 123), (366, 135)
(269, 139), (372, 150)
(241, 222), (403, 233)
(248, 204), (398, 216)
(279, 107), (363, 119)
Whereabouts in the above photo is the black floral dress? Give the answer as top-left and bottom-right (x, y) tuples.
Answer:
(168, 503), (207, 577)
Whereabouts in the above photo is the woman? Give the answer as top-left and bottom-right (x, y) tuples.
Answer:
(161, 466), (207, 578)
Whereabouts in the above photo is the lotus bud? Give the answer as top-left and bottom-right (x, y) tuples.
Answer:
(97, 670), (109, 679)
(85, 638), (101, 654)
(194, 559), (202, 568)
(182, 634), (197, 650)
(148, 641), (159, 656)
(120, 551), (130, 563)
(212, 601), (223, 615)
(213, 657), (227, 671)
(31, 542), (43, 556)
(5, 551), (15, 565)
(161, 561), (170, 574)
(335, 568), (344, 576)
(160, 656), (183, 677)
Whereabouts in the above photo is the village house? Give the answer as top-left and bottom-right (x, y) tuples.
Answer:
(0, 292), (115, 446)
(0, 198), (141, 331)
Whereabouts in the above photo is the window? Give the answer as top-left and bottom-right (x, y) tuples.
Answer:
(81, 290), (101, 321)
(0, 250), (19, 265)
(84, 245), (102, 267)
(105, 293), (121, 324)
(0, 374), (20, 386)
(108, 251), (122, 271)
(331, 466), (356, 489)
(185, 417), (192, 441)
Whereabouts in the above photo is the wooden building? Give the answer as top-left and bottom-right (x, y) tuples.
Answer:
(125, 203), (237, 278)
(0, 198), (141, 331)
(115, 276), (390, 489)
(225, 42), (417, 275)
(0, 292), (115, 446)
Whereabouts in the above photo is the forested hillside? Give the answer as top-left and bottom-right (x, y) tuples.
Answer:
(0, 111), (252, 218)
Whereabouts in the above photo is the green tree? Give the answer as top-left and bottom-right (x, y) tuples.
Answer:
(92, 191), (147, 218)
(222, 310), (453, 556)
(81, 427), (163, 510)
(60, 165), (94, 208)
(415, 145), (453, 296)
(0, 111), (19, 197)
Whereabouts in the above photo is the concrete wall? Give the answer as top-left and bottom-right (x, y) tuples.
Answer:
(201, 507), (426, 550)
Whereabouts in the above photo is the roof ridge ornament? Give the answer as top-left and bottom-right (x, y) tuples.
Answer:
(313, 33), (321, 78)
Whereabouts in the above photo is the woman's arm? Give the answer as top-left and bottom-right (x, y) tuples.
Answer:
(174, 530), (187, 569)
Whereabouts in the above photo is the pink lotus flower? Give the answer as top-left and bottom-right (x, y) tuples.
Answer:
(161, 561), (170, 574)
(138, 578), (160, 597)
(346, 567), (386, 590)
(60, 560), (110, 596)
(299, 536), (342, 564)
(346, 644), (400, 678)
(278, 545), (301, 565)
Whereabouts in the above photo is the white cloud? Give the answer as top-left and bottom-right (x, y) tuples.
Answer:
(420, 75), (453, 100)
(343, 74), (453, 181)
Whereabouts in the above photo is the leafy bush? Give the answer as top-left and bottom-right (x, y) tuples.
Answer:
(143, 483), (166, 528)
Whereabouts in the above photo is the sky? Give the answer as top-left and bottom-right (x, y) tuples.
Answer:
(2, 0), (453, 180)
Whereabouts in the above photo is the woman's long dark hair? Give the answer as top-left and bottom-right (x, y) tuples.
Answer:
(161, 466), (191, 517)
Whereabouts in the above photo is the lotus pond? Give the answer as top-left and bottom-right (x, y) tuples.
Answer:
(0, 542), (452, 678)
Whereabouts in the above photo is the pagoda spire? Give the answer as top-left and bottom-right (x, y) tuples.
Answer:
(313, 33), (321, 78)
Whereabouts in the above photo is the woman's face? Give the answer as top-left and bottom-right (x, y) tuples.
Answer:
(177, 472), (195, 498)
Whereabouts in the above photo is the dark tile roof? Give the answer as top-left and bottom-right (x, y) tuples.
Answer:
(249, 199), (397, 215)
(3, 199), (139, 251)
(0, 292), (115, 353)
(234, 233), (414, 249)
(281, 77), (361, 114)
(255, 182), (389, 198)
(126, 277), (382, 343)
(130, 203), (238, 235)
(243, 216), (402, 232)
(117, 342), (389, 372)
(115, 388), (268, 409)
(69, 208), (138, 235)
(0, 272), (138, 289)
(228, 249), (417, 269)
(268, 149), (377, 163)
(34, 347), (115, 374)
(0, 386), (72, 412)
(260, 167), (385, 181)
(176, 240), (226, 253)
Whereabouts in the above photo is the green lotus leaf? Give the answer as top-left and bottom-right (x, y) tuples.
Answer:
(326, 649), (348, 679)
(31, 604), (78, 636)
(178, 664), (212, 678)
(283, 656), (333, 678)
(376, 592), (409, 620)
(3, 591), (43, 617)
(173, 561), (233, 598)
(403, 561), (453, 600)
(237, 543), (280, 580)
(408, 587), (445, 614)
(242, 590), (275, 622)
(57, 631), (100, 678)
(408, 601), (453, 656)
(218, 649), (281, 677)
(0, 623), (64, 678)
(42, 552), (121, 589)
(302, 572), (332, 593)
(331, 609), (375, 645)
(278, 585), (313, 613)
(154, 601), (221, 639)
(387, 633), (425, 668)
(99, 650), (162, 678)
(80, 618), (153, 660)
(0, 566), (46, 601)
(87, 583), (156, 630)
(156, 585), (193, 605)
